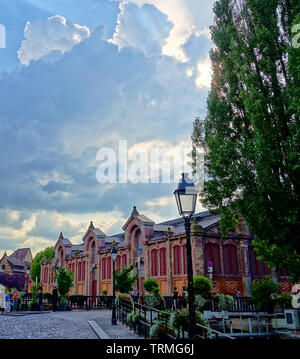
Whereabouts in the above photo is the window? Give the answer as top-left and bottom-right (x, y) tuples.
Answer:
(223, 244), (239, 275)
(122, 254), (127, 268)
(116, 255), (121, 274)
(151, 249), (158, 276)
(159, 248), (166, 276)
(102, 258), (106, 280)
(72, 263), (75, 274)
(2, 265), (5, 269)
(249, 246), (271, 276)
(204, 243), (221, 274)
(107, 257), (111, 280)
(82, 261), (85, 281)
(183, 244), (187, 274)
(173, 246), (181, 275)
(51, 269), (54, 283)
(78, 262), (82, 281)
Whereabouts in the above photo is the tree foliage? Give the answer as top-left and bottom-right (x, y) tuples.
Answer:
(0, 273), (26, 290)
(115, 264), (137, 294)
(143, 278), (159, 293)
(251, 276), (279, 311)
(30, 247), (55, 283)
(193, 275), (212, 296)
(192, 0), (300, 281)
(56, 267), (74, 297)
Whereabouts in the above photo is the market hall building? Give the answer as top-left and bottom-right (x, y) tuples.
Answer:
(40, 206), (292, 297)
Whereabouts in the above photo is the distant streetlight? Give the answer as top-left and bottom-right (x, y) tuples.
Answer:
(174, 173), (198, 339)
(111, 241), (118, 325)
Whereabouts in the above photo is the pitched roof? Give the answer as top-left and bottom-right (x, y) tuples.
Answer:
(12, 248), (30, 261)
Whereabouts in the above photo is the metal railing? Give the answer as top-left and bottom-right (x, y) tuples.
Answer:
(117, 298), (235, 339)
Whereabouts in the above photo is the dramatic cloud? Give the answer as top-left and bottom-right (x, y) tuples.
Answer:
(17, 15), (90, 65)
(0, 1), (214, 253)
(109, 2), (173, 57)
(118, 0), (215, 61)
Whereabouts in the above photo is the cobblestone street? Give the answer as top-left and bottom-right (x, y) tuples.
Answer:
(0, 310), (139, 339)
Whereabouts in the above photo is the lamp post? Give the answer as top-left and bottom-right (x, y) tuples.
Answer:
(111, 241), (118, 325)
(173, 173), (198, 339)
(26, 269), (30, 295)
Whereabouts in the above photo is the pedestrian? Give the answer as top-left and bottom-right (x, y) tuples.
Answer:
(172, 287), (178, 311)
(135, 288), (140, 303)
(236, 288), (241, 297)
(182, 286), (188, 308)
(52, 284), (59, 312)
(5, 290), (10, 313)
(130, 288), (135, 300)
(12, 289), (19, 312)
(38, 287), (43, 311)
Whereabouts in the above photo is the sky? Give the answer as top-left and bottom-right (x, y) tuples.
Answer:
(0, 0), (215, 257)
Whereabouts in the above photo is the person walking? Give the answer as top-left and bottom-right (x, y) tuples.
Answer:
(135, 288), (140, 304)
(38, 287), (43, 311)
(181, 286), (188, 308)
(5, 290), (10, 313)
(172, 287), (178, 311)
(130, 288), (135, 301)
(11, 289), (19, 312)
(236, 288), (241, 297)
(52, 284), (59, 312)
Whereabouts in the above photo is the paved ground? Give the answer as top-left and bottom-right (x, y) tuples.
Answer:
(0, 310), (139, 339)
(94, 311), (141, 339)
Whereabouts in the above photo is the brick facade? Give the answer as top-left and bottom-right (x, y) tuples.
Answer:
(41, 207), (292, 296)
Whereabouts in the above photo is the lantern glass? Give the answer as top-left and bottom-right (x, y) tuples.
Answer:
(111, 248), (118, 262)
(174, 173), (198, 218)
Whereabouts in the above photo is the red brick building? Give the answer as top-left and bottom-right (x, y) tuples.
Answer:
(41, 207), (292, 296)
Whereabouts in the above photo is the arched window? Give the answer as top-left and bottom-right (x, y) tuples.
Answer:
(159, 248), (166, 276)
(102, 258), (106, 280)
(223, 245), (239, 275)
(51, 269), (54, 283)
(116, 255), (121, 274)
(204, 243), (221, 274)
(173, 246), (181, 275)
(82, 261), (85, 281)
(122, 254), (127, 268)
(78, 262), (82, 281)
(107, 257), (111, 280)
(91, 241), (96, 264)
(72, 263), (75, 274)
(183, 244), (187, 274)
(151, 249), (158, 276)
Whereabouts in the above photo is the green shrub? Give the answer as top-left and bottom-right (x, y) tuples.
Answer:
(101, 290), (108, 296)
(115, 265), (138, 294)
(273, 293), (293, 310)
(193, 276), (212, 296)
(143, 278), (159, 293)
(150, 321), (166, 339)
(214, 294), (234, 311)
(57, 268), (74, 298)
(251, 277), (278, 312)
(30, 283), (40, 294)
(116, 293), (133, 310)
(143, 293), (163, 309)
(195, 295), (206, 312)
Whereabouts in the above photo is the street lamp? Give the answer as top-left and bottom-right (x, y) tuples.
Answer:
(174, 173), (198, 339)
(111, 241), (118, 325)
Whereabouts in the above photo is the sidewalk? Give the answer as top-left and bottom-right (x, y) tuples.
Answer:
(94, 311), (141, 339)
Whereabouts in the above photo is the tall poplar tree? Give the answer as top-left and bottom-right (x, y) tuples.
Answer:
(192, 0), (300, 280)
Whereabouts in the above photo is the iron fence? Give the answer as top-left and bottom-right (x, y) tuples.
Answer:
(117, 298), (235, 339)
